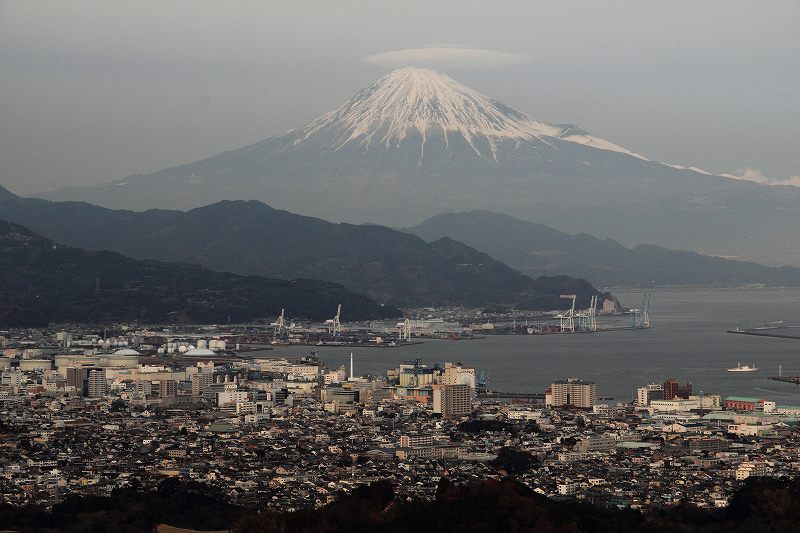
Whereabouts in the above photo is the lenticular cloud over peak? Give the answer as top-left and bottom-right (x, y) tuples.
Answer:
(366, 46), (532, 70)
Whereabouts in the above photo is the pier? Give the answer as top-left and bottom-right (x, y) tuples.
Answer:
(478, 390), (545, 400)
(769, 376), (800, 385)
(728, 324), (800, 340)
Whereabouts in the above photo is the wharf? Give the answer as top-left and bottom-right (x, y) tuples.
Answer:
(496, 326), (650, 336)
(138, 355), (246, 364)
(596, 326), (650, 333)
(478, 391), (545, 400)
(299, 341), (425, 348)
(728, 326), (800, 340)
(768, 376), (800, 385)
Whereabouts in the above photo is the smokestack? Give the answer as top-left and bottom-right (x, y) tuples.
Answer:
(350, 352), (354, 381)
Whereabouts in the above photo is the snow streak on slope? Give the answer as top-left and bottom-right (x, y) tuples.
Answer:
(289, 67), (647, 161)
(556, 126), (647, 160)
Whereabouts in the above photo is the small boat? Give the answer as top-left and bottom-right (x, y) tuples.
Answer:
(728, 362), (758, 372)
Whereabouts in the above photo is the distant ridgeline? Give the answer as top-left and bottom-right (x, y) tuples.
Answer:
(409, 210), (800, 288)
(0, 220), (397, 327)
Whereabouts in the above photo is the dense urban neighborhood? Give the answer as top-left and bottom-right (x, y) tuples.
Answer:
(3, 324), (800, 524)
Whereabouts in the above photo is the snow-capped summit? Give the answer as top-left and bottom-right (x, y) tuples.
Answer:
(289, 66), (643, 161)
(41, 67), (800, 267)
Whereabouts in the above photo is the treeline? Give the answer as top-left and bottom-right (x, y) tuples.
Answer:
(3, 476), (800, 532)
(0, 478), (238, 532)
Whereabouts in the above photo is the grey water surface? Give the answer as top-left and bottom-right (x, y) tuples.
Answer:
(261, 288), (800, 404)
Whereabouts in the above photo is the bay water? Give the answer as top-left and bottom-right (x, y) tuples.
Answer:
(262, 288), (800, 405)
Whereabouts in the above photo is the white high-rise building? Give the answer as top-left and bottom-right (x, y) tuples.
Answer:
(87, 369), (108, 398)
(433, 384), (472, 419)
(548, 378), (596, 409)
(636, 383), (664, 407)
(441, 362), (476, 389)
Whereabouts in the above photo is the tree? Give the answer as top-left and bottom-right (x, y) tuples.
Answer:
(490, 447), (540, 474)
(110, 398), (127, 411)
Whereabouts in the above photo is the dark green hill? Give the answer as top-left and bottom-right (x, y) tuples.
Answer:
(0, 220), (397, 327)
(0, 189), (605, 309)
(4, 476), (800, 532)
(409, 210), (800, 288)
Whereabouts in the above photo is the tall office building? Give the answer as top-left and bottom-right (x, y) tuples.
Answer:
(663, 378), (693, 400)
(159, 379), (177, 398)
(433, 384), (472, 419)
(66, 367), (91, 395)
(87, 369), (107, 398)
(191, 371), (213, 397)
(548, 378), (596, 409)
(636, 383), (664, 406)
(441, 362), (476, 389)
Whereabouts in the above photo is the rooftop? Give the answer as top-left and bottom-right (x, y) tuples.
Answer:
(724, 396), (764, 402)
(553, 379), (595, 386)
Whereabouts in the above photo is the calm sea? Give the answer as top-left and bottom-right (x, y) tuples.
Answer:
(261, 288), (800, 405)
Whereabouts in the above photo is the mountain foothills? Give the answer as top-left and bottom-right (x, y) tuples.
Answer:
(0, 189), (605, 310)
(0, 220), (397, 328)
(410, 211), (800, 288)
(41, 67), (800, 267)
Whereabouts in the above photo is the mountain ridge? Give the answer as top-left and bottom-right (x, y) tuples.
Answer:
(0, 195), (606, 310)
(409, 210), (800, 288)
(0, 220), (398, 327)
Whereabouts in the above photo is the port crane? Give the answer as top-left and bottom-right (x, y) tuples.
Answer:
(397, 318), (412, 341)
(630, 294), (651, 328)
(557, 294), (576, 333)
(270, 309), (287, 339)
(325, 304), (342, 335)
(576, 295), (598, 331)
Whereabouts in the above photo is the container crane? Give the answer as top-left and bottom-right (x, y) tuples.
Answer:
(630, 294), (651, 329)
(576, 295), (598, 331)
(270, 309), (287, 339)
(325, 304), (342, 335)
(397, 318), (412, 341)
(557, 294), (576, 333)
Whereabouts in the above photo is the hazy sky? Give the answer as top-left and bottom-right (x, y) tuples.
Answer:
(1, 0), (799, 195)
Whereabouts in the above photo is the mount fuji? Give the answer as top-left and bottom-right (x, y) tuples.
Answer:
(42, 67), (800, 266)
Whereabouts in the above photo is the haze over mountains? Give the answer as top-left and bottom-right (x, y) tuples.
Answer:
(4, 182), (798, 309)
(0, 220), (397, 328)
(0, 187), (604, 310)
(410, 211), (800, 288)
(41, 67), (800, 267)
